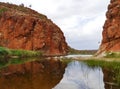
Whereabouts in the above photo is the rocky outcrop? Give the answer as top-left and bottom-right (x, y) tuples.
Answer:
(0, 2), (68, 56)
(97, 0), (120, 55)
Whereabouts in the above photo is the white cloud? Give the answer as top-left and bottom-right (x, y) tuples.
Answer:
(0, 0), (110, 49)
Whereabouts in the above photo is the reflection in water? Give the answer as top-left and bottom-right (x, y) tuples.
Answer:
(53, 61), (105, 89)
(0, 59), (66, 89)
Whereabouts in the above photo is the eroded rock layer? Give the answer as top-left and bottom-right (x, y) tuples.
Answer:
(0, 2), (68, 56)
(98, 0), (120, 54)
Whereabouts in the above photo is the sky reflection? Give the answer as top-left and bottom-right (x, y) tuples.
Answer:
(53, 61), (105, 89)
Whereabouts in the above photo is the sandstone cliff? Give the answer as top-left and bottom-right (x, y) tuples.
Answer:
(97, 0), (120, 55)
(0, 2), (68, 56)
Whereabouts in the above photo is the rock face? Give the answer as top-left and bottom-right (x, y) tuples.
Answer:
(98, 0), (120, 54)
(0, 2), (68, 56)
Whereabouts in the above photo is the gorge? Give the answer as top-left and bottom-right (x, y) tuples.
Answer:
(0, 1), (120, 89)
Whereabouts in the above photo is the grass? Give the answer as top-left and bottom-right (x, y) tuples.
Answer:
(0, 47), (11, 55)
(10, 49), (42, 57)
(0, 47), (42, 68)
(105, 52), (120, 58)
(0, 57), (39, 69)
(60, 57), (120, 87)
(60, 57), (73, 64)
(83, 59), (120, 69)
(0, 46), (120, 86)
(83, 59), (120, 86)
(0, 47), (42, 58)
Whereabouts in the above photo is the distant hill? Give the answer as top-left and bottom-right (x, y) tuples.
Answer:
(68, 46), (97, 55)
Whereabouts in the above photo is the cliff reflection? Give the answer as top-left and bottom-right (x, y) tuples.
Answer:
(0, 58), (66, 89)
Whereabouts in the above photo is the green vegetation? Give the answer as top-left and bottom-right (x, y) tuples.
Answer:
(0, 8), (7, 13)
(83, 59), (120, 68)
(0, 47), (11, 56)
(61, 57), (120, 87)
(83, 59), (120, 86)
(0, 47), (43, 69)
(105, 52), (120, 58)
(0, 47), (42, 58)
(68, 46), (97, 55)
(0, 57), (39, 69)
(0, 8), (7, 14)
(10, 49), (42, 57)
(60, 57), (73, 64)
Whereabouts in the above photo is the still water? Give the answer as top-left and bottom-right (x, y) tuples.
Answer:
(0, 58), (119, 89)
(64, 54), (92, 58)
(53, 61), (104, 89)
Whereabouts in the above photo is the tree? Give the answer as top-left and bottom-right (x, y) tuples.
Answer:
(29, 4), (32, 8)
(19, 3), (24, 7)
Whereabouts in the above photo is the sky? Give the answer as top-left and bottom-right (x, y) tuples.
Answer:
(0, 0), (110, 50)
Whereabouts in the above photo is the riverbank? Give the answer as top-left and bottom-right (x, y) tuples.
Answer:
(60, 56), (120, 89)
(0, 54), (120, 89)
(61, 54), (120, 62)
(0, 47), (42, 59)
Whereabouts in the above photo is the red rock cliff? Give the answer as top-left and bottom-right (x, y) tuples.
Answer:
(0, 2), (68, 56)
(98, 0), (120, 55)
